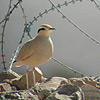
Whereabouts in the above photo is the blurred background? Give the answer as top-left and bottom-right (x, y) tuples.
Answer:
(0, 0), (100, 78)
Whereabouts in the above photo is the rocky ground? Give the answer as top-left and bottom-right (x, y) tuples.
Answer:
(0, 67), (100, 100)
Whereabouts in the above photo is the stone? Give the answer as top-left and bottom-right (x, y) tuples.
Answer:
(5, 93), (11, 99)
(19, 90), (39, 100)
(0, 70), (20, 82)
(46, 93), (71, 100)
(41, 77), (68, 88)
(82, 77), (97, 87)
(44, 83), (84, 100)
(81, 84), (100, 100)
(96, 82), (100, 89)
(1, 75), (100, 99)
(35, 76), (68, 96)
(0, 83), (12, 92)
(38, 89), (51, 100)
(0, 90), (39, 100)
(57, 84), (84, 99)
(60, 79), (71, 85)
(69, 77), (86, 87)
(11, 67), (43, 89)
(57, 84), (80, 95)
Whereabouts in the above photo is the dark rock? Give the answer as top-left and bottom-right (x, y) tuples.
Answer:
(81, 84), (100, 100)
(38, 89), (51, 100)
(0, 95), (5, 100)
(57, 84), (79, 95)
(5, 93), (11, 98)
(10, 94), (19, 99)
(45, 83), (84, 100)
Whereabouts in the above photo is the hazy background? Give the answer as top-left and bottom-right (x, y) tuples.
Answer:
(0, 0), (100, 78)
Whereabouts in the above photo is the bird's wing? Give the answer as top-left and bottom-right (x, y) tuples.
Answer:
(15, 39), (35, 61)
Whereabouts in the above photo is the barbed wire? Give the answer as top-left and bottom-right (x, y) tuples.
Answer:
(52, 57), (86, 77)
(0, 0), (22, 25)
(48, 0), (100, 46)
(9, 0), (100, 77)
(9, 1), (29, 70)
(9, 0), (81, 69)
(19, 2), (27, 25)
(9, 0), (87, 77)
(3, 0), (99, 77)
(0, 0), (22, 71)
(91, 0), (100, 10)
(0, 0), (12, 71)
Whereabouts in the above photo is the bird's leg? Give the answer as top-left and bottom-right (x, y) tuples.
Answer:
(26, 66), (29, 89)
(32, 66), (36, 87)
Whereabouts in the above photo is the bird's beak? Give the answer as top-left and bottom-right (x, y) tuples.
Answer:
(49, 28), (56, 30)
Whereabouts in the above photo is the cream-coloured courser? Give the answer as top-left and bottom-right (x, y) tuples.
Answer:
(13, 24), (55, 89)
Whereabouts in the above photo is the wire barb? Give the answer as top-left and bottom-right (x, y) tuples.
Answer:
(19, 2), (27, 25)
(0, 0), (23, 71)
(0, 0), (12, 71)
(8, 0), (100, 77)
(48, 0), (100, 46)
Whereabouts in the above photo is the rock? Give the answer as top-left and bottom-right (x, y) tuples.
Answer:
(45, 93), (71, 100)
(60, 79), (71, 85)
(0, 90), (39, 100)
(4, 93), (19, 99)
(38, 89), (51, 100)
(35, 77), (84, 100)
(19, 90), (39, 100)
(0, 70), (20, 82)
(0, 83), (12, 92)
(45, 84), (84, 100)
(57, 84), (84, 100)
(57, 84), (80, 95)
(35, 77), (68, 97)
(82, 77), (97, 87)
(69, 77), (86, 87)
(5, 93), (11, 99)
(81, 84), (100, 100)
(69, 76), (98, 89)
(41, 77), (68, 89)
(39, 76), (47, 83)
(0, 95), (5, 100)
(1, 75), (100, 99)
(11, 67), (43, 89)
(96, 81), (100, 89)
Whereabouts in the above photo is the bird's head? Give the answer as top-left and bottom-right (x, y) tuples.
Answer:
(37, 24), (55, 37)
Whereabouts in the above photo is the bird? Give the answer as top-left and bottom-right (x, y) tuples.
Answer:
(12, 24), (55, 89)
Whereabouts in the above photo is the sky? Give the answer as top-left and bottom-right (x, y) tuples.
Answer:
(0, 0), (100, 78)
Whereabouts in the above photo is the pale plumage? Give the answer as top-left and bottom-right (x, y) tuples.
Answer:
(13, 24), (55, 67)
(12, 24), (55, 89)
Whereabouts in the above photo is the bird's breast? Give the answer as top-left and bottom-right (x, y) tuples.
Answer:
(35, 37), (53, 58)
(23, 37), (54, 66)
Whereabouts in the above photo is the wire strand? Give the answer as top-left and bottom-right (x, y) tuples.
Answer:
(0, 0), (12, 71)
(48, 0), (100, 46)
(9, 0), (100, 77)
(52, 57), (86, 77)
(92, 0), (100, 10)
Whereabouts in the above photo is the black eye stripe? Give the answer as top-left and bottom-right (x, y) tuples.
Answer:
(38, 28), (46, 33)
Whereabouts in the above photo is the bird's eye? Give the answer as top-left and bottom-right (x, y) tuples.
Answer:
(37, 28), (46, 33)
